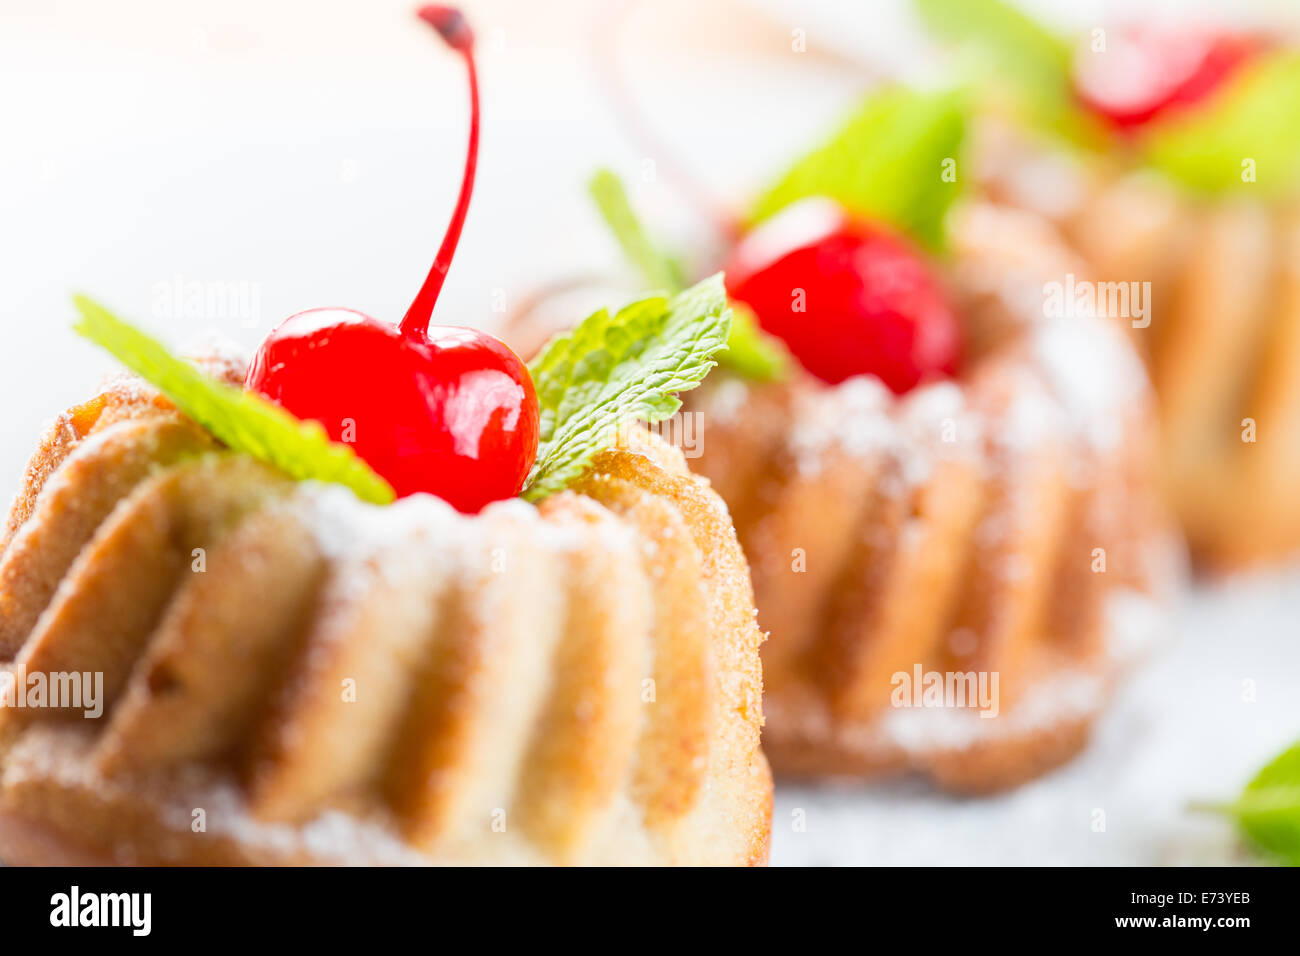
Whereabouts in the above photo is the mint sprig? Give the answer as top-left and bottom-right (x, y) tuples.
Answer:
(911, 0), (1102, 148)
(588, 169), (684, 293)
(1212, 739), (1300, 866)
(748, 87), (966, 252)
(1143, 52), (1300, 196)
(722, 301), (791, 382)
(587, 168), (788, 381)
(72, 295), (396, 505)
(522, 275), (730, 501)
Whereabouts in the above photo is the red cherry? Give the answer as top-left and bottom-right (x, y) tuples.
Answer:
(246, 311), (537, 511)
(245, 6), (540, 513)
(724, 199), (961, 393)
(1073, 28), (1259, 131)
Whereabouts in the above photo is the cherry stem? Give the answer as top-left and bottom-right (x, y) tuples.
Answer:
(594, 0), (743, 244)
(402, 5), (479, 337)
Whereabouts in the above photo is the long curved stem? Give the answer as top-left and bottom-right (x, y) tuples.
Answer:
(594, 0), (743, 244)
(402, 5), (479, 337)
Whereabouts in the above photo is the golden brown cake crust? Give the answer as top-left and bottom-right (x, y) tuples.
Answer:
(0, 361), (771, 866)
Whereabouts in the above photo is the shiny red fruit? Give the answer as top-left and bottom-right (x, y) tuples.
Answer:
(724, 199), (961, 392)
(246, 309), (538, 512)
(1073, 28), (1258, 131)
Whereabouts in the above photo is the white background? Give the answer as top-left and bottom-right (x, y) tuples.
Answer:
(2, 0), (1297, 865)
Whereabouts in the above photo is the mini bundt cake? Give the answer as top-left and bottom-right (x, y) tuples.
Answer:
(0, 356), (771, 865)
(1074, 182), (1300, 570)
(679, 201), (1181, 792)
(916, 6), (1300, 568)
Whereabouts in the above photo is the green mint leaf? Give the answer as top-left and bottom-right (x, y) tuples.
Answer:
(522, 274), (730, 501)
(587, 167), (788, 381)
(911, 0), (1103, 149)
(722, 301), (789, 382)
(72, 295), (396, 505)
(1142, 52), (1300, 196)
(748, 87), (967, 252)
(588, 168), (683, 292)
(1215, 739), (1300, 866)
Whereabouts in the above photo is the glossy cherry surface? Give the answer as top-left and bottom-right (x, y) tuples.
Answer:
(724, 199), (961, 393)
(246, 310), (537, 510)
(1073, 28), (1258, 131)
(245, 6), (539, 512)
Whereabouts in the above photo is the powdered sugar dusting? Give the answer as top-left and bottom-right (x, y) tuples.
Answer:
(789, 376), (896, 477)
(180, 334), (251, 386)
(897, 381), (982, 486)
(700, 377), (753, 425)
(992, 365), (1069, 460)
(1032, 318), (1147, 453)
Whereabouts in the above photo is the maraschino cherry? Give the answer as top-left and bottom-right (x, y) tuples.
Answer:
(246, 6), (538, 513)
(723, 199), (961, 393)
(1073, 27), (1259, 131)
(596, 3), (962, 395)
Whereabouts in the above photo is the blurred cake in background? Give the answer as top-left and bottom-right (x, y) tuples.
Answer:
(685, 199), (1179, 792)
(918, 0), (1300, 569)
